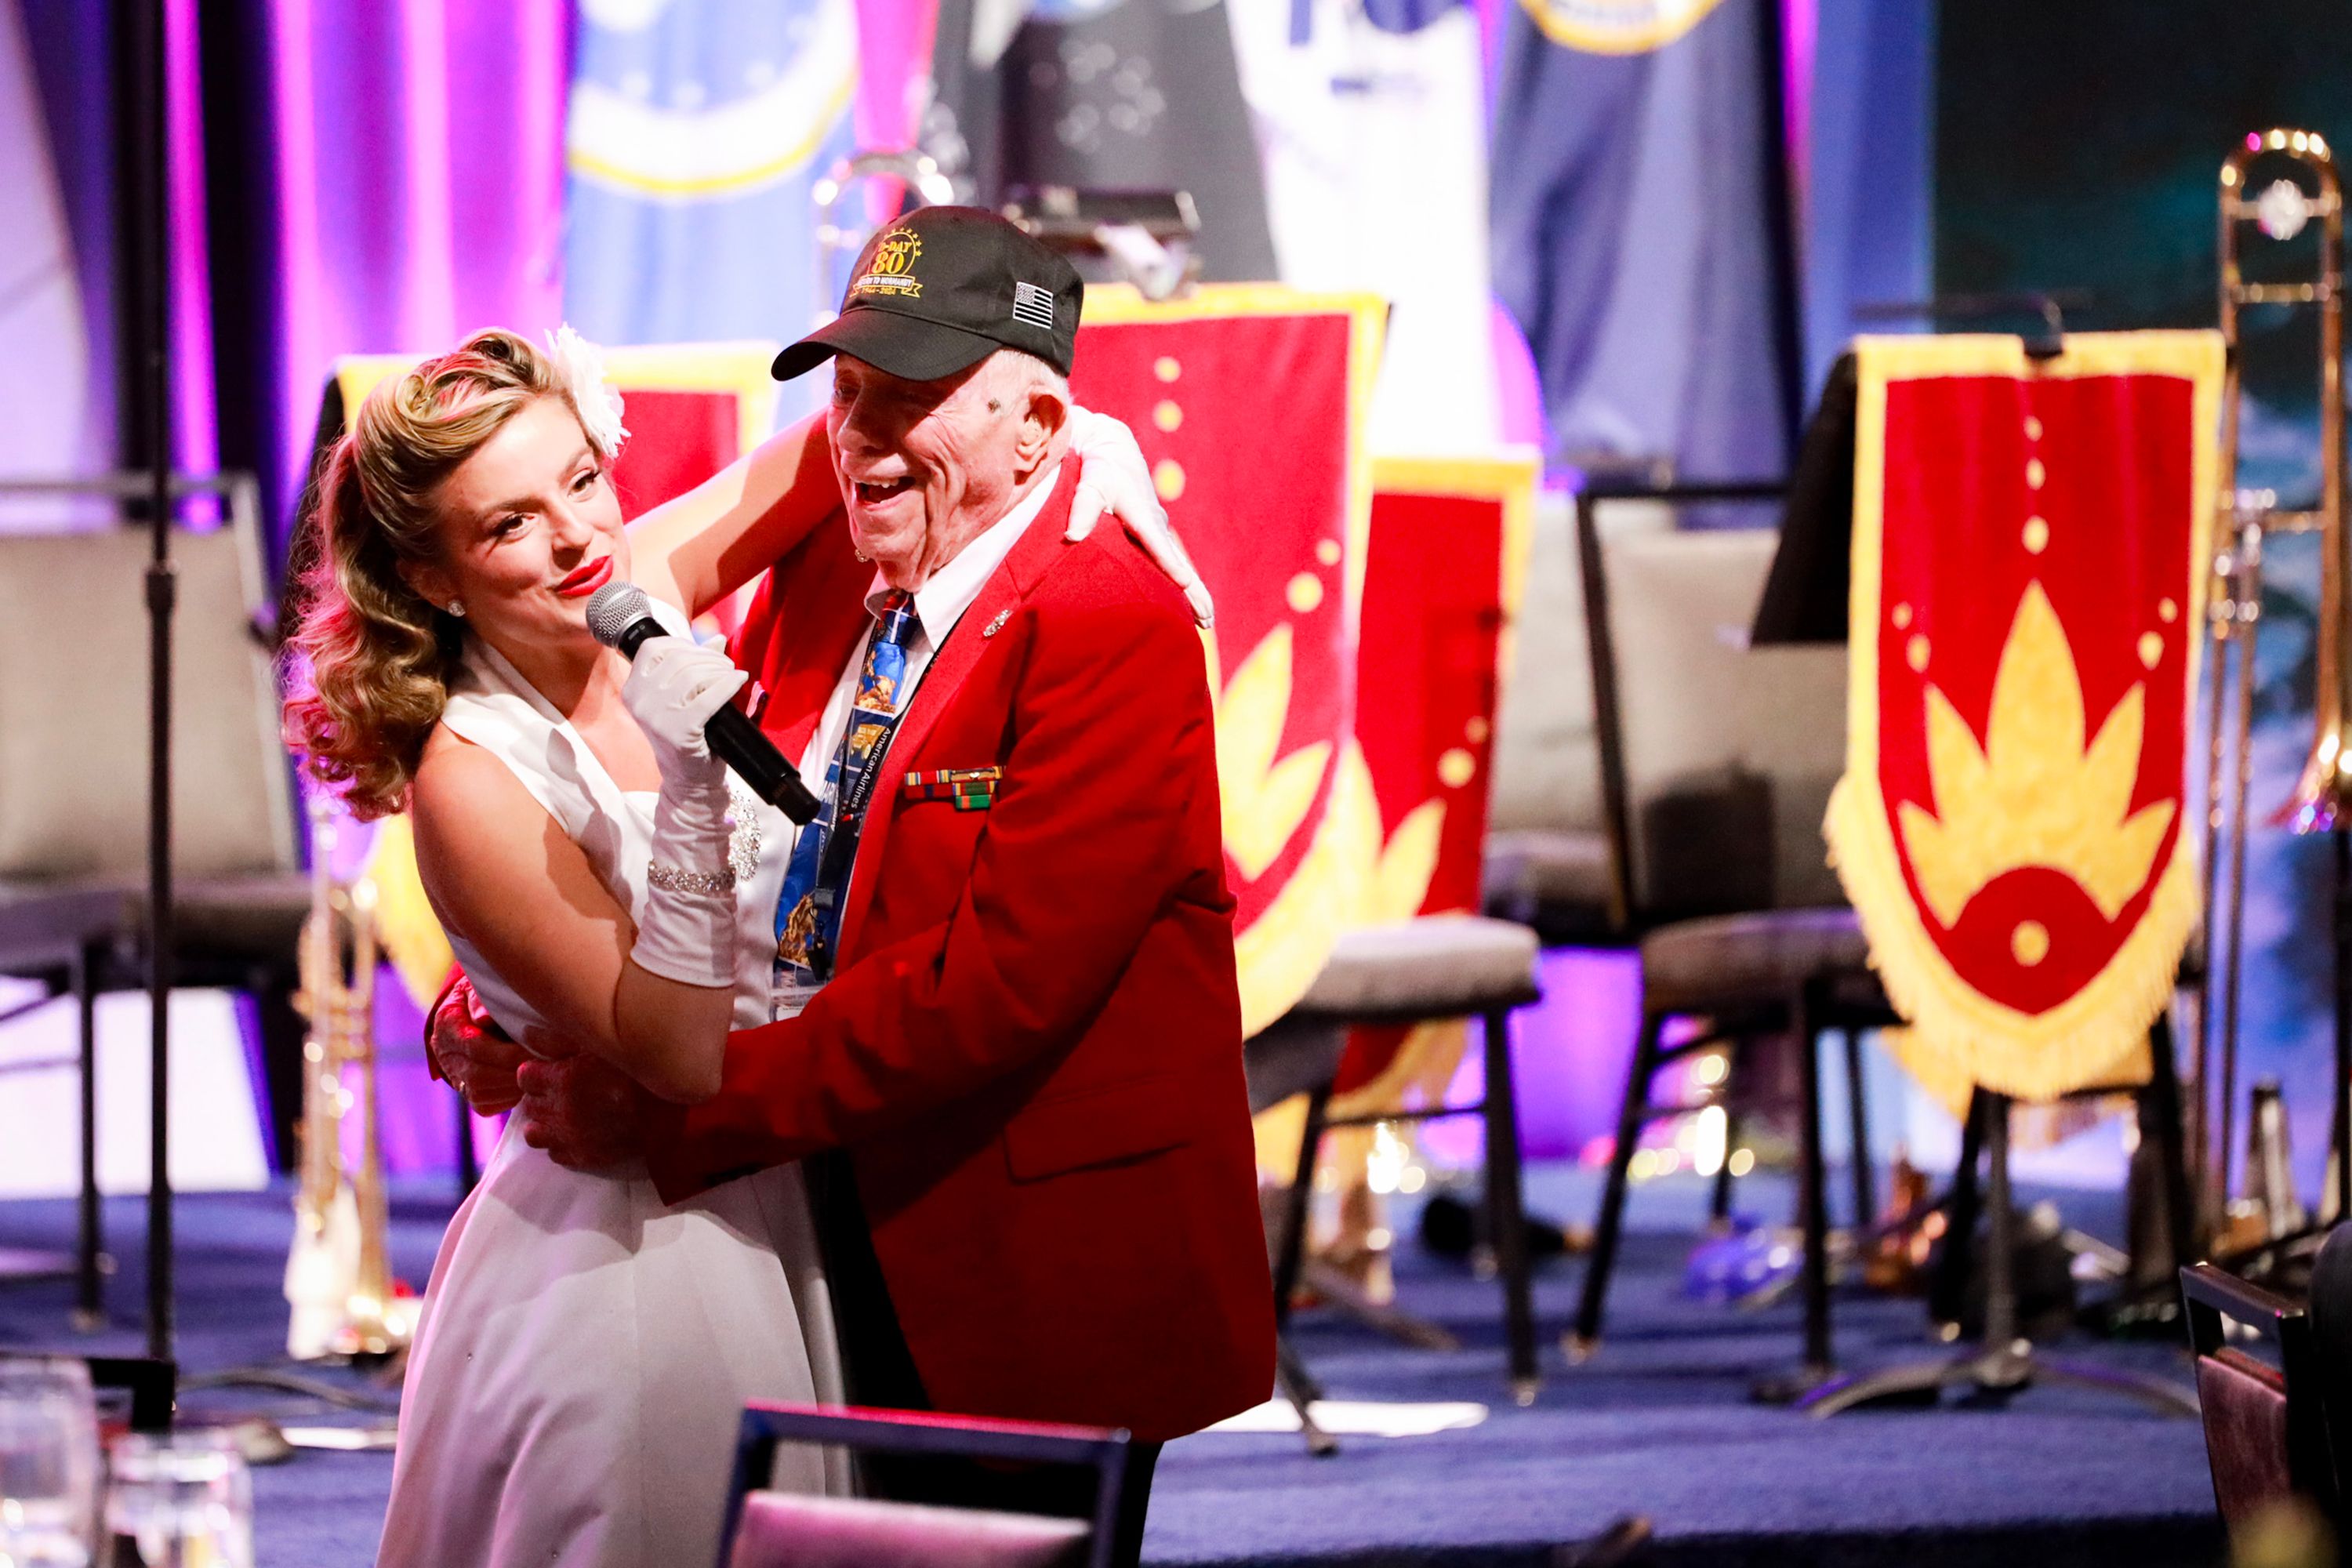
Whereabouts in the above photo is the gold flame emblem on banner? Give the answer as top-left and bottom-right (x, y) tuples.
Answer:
(1898, 582), (2175, 934)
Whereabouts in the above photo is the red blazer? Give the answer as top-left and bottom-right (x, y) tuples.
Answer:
(648, 461), (1274, 1442)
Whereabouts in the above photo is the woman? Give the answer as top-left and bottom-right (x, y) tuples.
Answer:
(282, 327), (1176, 1567)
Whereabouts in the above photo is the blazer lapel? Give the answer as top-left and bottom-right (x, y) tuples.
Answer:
(750, 517), (873, 761)
(836, 459), (1084, 958)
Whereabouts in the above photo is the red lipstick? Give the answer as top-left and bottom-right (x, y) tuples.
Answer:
(556, 555), (615, 598)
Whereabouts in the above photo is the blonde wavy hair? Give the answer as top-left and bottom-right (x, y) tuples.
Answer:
(282, 328), (596, 819)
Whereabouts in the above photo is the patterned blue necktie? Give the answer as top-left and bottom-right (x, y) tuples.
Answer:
(771, 590), (920, 1004)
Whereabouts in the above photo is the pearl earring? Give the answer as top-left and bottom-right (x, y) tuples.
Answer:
(447, 601), (466, 619)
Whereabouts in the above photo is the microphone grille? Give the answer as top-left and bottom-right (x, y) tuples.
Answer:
(586, 581), (653, 649)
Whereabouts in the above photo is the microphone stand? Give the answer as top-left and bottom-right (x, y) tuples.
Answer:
(120, 0), (176, 1359)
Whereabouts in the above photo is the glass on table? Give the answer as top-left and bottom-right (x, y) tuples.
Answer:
(103, 1430), (252, 1568)
(0, 1355), (101, 1568)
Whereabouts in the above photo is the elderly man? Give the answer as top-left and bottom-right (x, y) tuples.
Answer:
(437, 206), (1273, 1557)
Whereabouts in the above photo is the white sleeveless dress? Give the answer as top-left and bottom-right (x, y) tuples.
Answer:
(378, 606), (845, 1568)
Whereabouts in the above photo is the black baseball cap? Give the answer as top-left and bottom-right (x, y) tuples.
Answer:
(772, 205), (1083, 384)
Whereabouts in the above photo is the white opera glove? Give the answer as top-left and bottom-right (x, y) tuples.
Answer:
(1064, 405), (1214, 630)
(619, 636), (750, 989)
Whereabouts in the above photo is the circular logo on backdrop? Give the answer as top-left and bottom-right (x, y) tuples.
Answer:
(1519, 0), (1726, 54)
(567, 0), (858, 201)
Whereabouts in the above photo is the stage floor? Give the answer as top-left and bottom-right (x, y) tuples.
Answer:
(0, 1167), (2220, 1567)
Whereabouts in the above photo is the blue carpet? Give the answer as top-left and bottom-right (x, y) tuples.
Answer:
(0, 1167), (2223, 1567)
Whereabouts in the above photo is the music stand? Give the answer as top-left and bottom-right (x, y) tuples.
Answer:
(1799, 1091), (2197, 1417)
(1755, 333), (2201, 1412)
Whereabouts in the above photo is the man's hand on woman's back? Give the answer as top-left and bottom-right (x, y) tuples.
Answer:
(516, 1054), (654, 1171)
(429, 971), (654, 1170)
(426, 975), (526, 1116)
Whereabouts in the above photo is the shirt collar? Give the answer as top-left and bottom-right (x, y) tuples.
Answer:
(863, 459), (1064, 641)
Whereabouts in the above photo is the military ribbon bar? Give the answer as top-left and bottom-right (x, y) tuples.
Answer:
(902, 767), (1002, 811)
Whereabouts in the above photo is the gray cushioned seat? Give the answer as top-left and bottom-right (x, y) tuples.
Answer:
(1638, 906), (1869, 1014)
(0, 874), (310, 978)
(0, 882), (128, 968)
(1483, 828), (1613, 914)
(1292, 914), (1541, 1020)
(116, 873), (311, 968)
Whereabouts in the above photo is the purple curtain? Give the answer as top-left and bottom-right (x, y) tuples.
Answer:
(253, 0), (570, 544)
(155, 0), (571, 1173)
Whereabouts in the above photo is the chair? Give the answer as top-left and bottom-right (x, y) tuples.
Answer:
(1566, 485), (1890, 1384)
(1249, 921), (1544, 1427)
(0, 887), (121, 1318)
(0, 475), (310, 1313)
(717, 1403), (1129, 1568)
(1246, 459), (1547, 1430)
(2181, 1254), (2337, 1539)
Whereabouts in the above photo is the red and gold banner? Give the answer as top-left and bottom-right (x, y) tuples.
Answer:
(1330, 454), (1539, 1114)
(331, 340), (781, 526)
(1074, 286), (1387, 1036)
(1825, 332), (2223, 1100)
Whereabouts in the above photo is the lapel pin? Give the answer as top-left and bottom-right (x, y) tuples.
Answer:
(982, 608), (1011, 638)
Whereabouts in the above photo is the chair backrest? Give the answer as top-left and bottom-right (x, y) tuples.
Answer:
(1577, 489), (1847, 925)
(1490, 489), (1604, 839)
(719, 1403), (1128, 1568)
(2180, 1261), (2335, 1533)
(728, 1494), (1088, 1568)
(0, 485), (296, 884)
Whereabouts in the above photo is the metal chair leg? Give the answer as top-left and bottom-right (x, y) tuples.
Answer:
(1274, 1335), (1335, 1457)
(1842, 1027), (1875, 1229)
(72, 941), (103, 1330)
(1272, 1087), (1334, 1457)
(1709, 1105), (1742, 1229)
(1272, 1085), (1330, 1334)
(1795, 982), (1833, 1379)
(1570, 1009), (1665, 1359)
(1483, 1007), (1539, 1403)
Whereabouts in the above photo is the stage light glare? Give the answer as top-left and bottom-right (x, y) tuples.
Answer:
(1693, 1105), (1728, 1178)
(1366, 1120), (1409, 1196)
(1727, 1149), (1756, 1178)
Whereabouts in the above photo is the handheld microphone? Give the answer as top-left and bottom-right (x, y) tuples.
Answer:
(586, 582), (822, 824)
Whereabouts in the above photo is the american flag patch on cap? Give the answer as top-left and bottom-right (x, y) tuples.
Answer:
(1011, 281), (1055, 332)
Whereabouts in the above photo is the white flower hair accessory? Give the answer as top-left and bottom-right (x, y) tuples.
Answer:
(544, 324), (629, 458)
